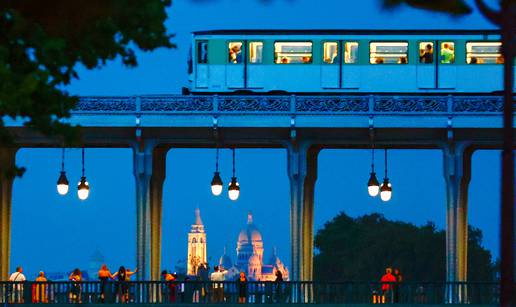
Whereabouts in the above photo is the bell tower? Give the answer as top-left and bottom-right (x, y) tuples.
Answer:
(187, 208), (207, 276)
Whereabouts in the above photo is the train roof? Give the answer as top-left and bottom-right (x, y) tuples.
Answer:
(193, 29), (499, 36)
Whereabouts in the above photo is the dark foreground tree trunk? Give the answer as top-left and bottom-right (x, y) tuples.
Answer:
(499, 1), (515, 306)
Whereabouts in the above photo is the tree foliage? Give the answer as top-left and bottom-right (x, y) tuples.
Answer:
(0, 1), (174, 150)
(382, 0), (472, 15)
(314, 212), (496, 282)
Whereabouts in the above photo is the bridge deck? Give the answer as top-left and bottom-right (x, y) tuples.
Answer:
(6, 94), (514, 148)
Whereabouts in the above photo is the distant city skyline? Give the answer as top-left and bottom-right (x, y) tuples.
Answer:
(10, 0), (501, 278)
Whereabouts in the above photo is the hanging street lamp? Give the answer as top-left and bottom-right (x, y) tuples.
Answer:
(77, 148), (90, 201)
(211, 147), (223, 196)
(367, 144), (380, 197)
(380, 149), (392, 202)
(228, 148), (240, 201)
(56, 148), (69, 196)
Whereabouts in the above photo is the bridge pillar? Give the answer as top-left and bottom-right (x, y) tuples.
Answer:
(150, 147), (167, 281)
(287, 142), (319, 282)
(133, 142), (167, 281)
(0, 148), (16, 281)
(443, 142), (472, 303)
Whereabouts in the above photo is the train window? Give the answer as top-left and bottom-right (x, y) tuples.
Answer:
(274, 42), (312, 64)
(249, 42), (263, 64)
(345, 42), (359, 64)
(197, 41), (208, 64)
(323, 42), (338, 64)
(419, 42), (434, 64)
(370, 42), (408, 64)
(228, 42), (243, 64)
(466, 42), (503, 64)
(440, 42), (455, 64)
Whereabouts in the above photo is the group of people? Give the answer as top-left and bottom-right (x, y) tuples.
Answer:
(7, 267), (50, 303)
(6, 265), (137, 304)
(96, 265), (138, 303)
(207, 265), (285, 304)
(379, 267), (403, 304)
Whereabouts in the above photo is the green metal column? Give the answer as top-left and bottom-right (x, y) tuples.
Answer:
(150, 147), (167, 281)
(287, 142), (319, 283)
(0, 148), (16, 281)
(133, 142), (154, 281)
(443, 142), (472, 303)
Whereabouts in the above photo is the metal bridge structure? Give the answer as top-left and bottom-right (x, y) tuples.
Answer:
(0, 94), (513, 304)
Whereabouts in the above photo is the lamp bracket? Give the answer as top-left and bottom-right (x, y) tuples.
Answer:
(447, 116), (454, 142)
(212, 116), (219, 141)
(290, 116), (297, 142)
(368, 116), (375, 141)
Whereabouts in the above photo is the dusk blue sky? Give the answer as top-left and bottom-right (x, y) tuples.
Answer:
(10, 0), (502, 278)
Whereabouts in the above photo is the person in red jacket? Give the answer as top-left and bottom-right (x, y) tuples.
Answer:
(380, 267), (397, 303)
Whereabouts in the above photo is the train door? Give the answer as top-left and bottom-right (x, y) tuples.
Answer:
(195, 41), (209, 88)
(226, 41), (246, 89)
(417, 41), (436, 89)
(247, 41), (264, 89)
(320, 41), (340, 89)
(437, 41), (457, 89)
(341, 41), (360, 89)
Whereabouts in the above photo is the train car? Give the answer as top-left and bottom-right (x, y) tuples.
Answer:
(187, 29), (515, 94)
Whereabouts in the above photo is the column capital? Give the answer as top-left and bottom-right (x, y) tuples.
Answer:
(442, 142), (474, 185)
(132, 139), (161, 178)
(285, 140), (320, 181)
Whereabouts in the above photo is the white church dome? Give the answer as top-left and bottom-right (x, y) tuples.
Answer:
(238, 212), (263, 244)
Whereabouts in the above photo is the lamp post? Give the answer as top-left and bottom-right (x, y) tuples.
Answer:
(368, 144), (380, 197)
(56, 148), (69, 195)
(77, 148), (90, 201)
(211, 147), (223, 196)
(228, 148), (240, 201)
(380, 149), (392, 202)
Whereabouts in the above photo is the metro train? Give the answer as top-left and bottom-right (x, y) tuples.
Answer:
(186, 29), (515, 94)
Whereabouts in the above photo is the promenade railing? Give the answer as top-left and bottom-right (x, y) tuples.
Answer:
(0, 281), (499, 304)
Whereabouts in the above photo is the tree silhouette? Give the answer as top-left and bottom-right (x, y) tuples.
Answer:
(0, 1), (174, 175)
(314, 212), (496, 282)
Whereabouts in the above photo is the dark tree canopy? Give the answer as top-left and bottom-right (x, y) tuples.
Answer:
(0, 1), (173, 167)
(382, 0), (472, 15)
(314, 212), (496, 282)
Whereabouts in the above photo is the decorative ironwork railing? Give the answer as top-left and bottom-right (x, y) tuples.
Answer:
(73, 95), (510, 115)
(0, 280), (499, 305)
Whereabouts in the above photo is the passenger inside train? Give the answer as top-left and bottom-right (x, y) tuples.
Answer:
(420, 43), (433, 63)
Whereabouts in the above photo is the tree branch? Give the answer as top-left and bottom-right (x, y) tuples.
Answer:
(474, 0), (502, 25)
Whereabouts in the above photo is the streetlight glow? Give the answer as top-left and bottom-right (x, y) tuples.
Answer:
(57, 171), (69, 195)
(380, 149), (392, 202)
(367, 171), (380, 197)
(228, 177), (240, 201)
(77, 148), (90, 201)
(211, 171), (223, 196)
(211, 148), (223, 196)
(77, 176), (90, 200)
(228, 148), (240, 201)
(56, 148), (69, 195)
(380, 178), (392, 202)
